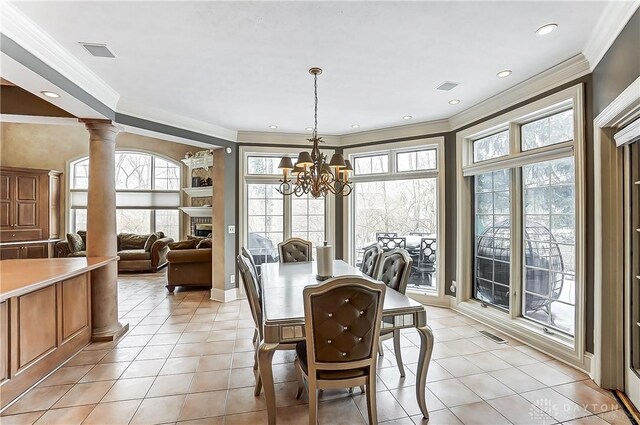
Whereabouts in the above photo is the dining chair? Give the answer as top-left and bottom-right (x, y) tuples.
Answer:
(417, 238), (437, 287)
(360, 243), (383, 278)
(236, 254), (296, 396)
(294, 276), (387, 425)
(376, 248), (413, 377)
(241, 246), (261, 345)
(375, 231), (397, 239)
(377, 236), (407, 252)
(277, 237), (313, 263)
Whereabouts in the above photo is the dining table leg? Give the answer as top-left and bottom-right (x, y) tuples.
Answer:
(415, 324), (435, 419)
(258, 342), (278, 425)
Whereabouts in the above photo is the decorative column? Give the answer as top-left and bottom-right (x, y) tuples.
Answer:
(81, 119), (128, 341)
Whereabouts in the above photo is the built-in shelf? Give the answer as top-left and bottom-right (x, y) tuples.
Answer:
(179, 206), (212, 218)
(182, 155), (213, 169)
(182, 186), (213, 198)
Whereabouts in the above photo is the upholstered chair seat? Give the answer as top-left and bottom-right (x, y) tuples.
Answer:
(277, 237), (313, 263)
(376, 248), (413, 377)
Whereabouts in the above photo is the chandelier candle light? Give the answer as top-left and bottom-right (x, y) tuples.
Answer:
(277, 67), (353, 198)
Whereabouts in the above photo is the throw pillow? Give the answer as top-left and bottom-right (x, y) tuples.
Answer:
(66, 233), (85, 253)
(168, 239), (199, 250)
(144, 233), (158, 252)
(187, 235), (207, 242)
(154, 231), (165, 239)
(196, 238), (212, 249)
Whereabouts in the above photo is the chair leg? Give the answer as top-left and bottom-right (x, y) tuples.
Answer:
(393, 329), (405, 377)
(294, 358), (304, 400)
(252, 328), (258, 344)
(365, 374), (378, 425)
(308, 381), (319, 425)
(253, 346), (259, 371)
(378, 339), (384, 357)
(254, 368), (262, 396)
(360, 385), (365, 394)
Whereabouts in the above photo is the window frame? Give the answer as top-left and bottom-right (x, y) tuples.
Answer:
(456, 84), (586, 369)
(238, 146), (335, 264)
(344, 136), (446, 304)
(67, 150), (182, 239)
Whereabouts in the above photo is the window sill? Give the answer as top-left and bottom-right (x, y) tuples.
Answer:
(454, 298), (588, 372)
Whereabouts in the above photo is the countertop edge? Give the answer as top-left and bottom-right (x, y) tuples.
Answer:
(0, 256), (119, 302)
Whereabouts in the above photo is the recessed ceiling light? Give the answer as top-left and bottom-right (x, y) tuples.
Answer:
(305, 127), (313, 131)
(41, 91), (60, 98)
(268, 125), (277, 129)
(536, 23), (558, 36)
(497, 70), (512, 78)
(403, 115), (412, 120)
(449, 99), (461, 105)
(351, 124), (360, 128)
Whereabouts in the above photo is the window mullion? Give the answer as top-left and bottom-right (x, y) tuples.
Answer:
(511, 167), (523, 320)
(284, 194), (292, 239)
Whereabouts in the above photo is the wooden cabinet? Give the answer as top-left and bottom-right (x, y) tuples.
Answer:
(0, 167), (61, 243)
(0, 242), (49, 260)
(0, 273), (91, 408)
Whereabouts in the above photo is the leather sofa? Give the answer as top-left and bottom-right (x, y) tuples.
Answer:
(166, 237), (212, 293)
(55, 231), (174, 272)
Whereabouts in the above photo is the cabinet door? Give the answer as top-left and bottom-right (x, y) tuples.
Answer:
(15, 175), (38, 229)
(0, 246), (21, 260)
(24, 244), (47, 259)
(0, 175), (12, 229)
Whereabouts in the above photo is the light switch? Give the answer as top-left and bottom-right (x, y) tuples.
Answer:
(228, 225), (235, 234)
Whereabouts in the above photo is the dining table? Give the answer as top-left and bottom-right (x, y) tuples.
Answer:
(258, 259), (435, 425)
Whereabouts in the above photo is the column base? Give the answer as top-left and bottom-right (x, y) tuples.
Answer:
(91, 322), (129, 342)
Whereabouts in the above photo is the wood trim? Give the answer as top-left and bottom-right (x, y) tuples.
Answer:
(592, 78), (640, 389)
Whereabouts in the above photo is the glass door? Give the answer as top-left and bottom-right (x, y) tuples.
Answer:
(624, 139), (640, 409)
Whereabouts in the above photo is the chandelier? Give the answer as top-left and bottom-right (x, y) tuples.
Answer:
(276, 67), (353, 198)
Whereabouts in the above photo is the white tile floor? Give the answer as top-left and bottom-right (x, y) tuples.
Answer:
(0, 271), (632, 425)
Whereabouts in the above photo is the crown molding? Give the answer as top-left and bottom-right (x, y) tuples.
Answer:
(1, 2), (120, 111)
(236, 131), (340, 146)
(448, 54), (590, 131)
(339, 119), (450, 146)
(116, 98), (237, 143)
(583, 0), (640, 71)
(0, 114), (80, 126)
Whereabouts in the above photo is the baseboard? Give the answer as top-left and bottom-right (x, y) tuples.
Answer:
(210, 287), (237, 303)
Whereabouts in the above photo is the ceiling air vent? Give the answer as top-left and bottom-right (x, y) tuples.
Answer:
(436, 81), (459, 91)
(80, 42), (115, 58)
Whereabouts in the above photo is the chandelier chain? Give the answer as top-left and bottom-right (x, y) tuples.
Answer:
(313, 72), (318, 139)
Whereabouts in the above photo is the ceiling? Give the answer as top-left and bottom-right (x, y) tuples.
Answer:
(10, 1), (610, 135)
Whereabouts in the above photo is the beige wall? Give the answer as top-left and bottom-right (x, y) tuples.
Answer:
(0, 122), (201, 237)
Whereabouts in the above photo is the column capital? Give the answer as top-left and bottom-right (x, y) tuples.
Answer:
(79, 119), (120, 142)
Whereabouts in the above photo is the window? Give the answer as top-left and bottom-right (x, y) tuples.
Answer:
(474, 169), (511, 310)
(522, 109), (574, 151)
(241, 152), (331, 267)
(522, 157), (575, 335)
(247, 156), (283, 175)
(247, 183), (284, 265)
(354, 154), (389, 175)
(292, 194), (325, 248)
(473, 130), (509, 162)
(397, 149), (437, 172)
(69, 151), (182, 239)
(348, 142), (443, 295)
(458, 86), (583, 351)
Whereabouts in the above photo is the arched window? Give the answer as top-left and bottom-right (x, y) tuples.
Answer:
(69, 151), (181, 240)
